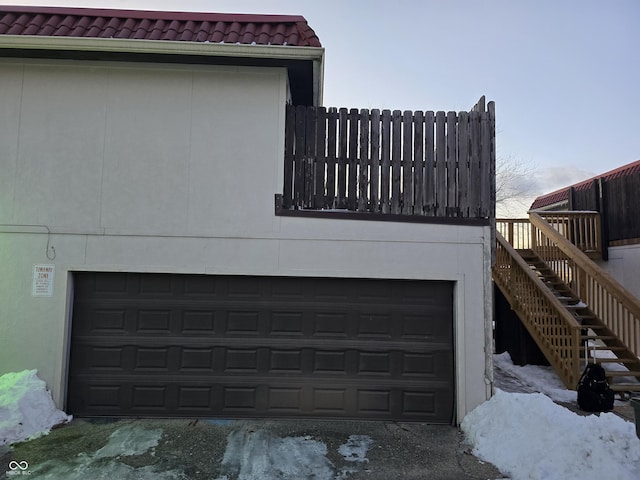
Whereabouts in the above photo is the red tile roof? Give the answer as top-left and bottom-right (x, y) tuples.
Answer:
(530, 159), (640, 210)
(0, 6), (321, 47)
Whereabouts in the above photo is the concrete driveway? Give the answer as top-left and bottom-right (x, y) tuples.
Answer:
(1, 417), (502, 479)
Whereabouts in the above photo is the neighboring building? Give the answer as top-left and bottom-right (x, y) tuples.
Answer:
(531, 159), (640, 298)
(0, 6), (495, 424)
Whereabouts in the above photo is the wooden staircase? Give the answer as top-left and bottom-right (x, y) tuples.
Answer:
(519, 248), (640, 395)
(494, 212), (640, 397)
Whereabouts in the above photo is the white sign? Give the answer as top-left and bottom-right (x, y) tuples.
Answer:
(32, 264), (55, 297)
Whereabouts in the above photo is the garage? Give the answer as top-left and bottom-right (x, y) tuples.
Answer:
(67, 272), (454, 422)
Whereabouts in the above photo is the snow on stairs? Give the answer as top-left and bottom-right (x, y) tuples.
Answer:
(518, 249), (640, 397)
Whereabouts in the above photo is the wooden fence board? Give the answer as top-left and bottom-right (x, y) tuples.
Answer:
(391, 110), (402, 214)
(370, 109), (381, 213)
(304, 106), (317, 208)
(457, 111), (469, 217)
(469, 111), (481, 217)
(314, 107), (326, 209)
(424, 111), (435, 215)
(480, 110), (491, 217)
(359, 109), (370, 211)
(435, 111), (446, 216)
(402, 110), (414, 215)
(488, 101), (496, 223)
(337, 108), (348, 208)
(326, 107), (337, 208)
(413, 111), (424, 215)
(348, 108), (359, 210)
(281, 99), (495, 221)
(446, 111), (458, 216)
(381, 110), (391, 214)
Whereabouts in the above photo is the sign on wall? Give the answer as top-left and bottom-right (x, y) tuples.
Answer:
(32, 264), (55, 297)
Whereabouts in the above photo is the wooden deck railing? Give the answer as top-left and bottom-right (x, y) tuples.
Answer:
(529, 212), (640, 356)
(497, 211), (601, 256)
(281, 97), (495, 220)
(493, 231), (583, 388)
(496, 218), (532, 250)
(536, 211), (602, 258)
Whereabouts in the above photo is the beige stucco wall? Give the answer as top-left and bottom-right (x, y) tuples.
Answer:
(0, 58), (493, 422)
(598, 244), (640, 299)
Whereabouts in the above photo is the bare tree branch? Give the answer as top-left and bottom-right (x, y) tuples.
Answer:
(495, 155), (536, 216)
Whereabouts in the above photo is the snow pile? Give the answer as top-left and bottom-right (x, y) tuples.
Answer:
(217, 429), (373, 480)
(0, 369), (71, 446)
(494, 351), (576, 403)
(461, 389), (640, 480)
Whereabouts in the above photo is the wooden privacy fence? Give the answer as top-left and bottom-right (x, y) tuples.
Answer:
(282, 97), (495, 219)
(569, 171), (640, 244)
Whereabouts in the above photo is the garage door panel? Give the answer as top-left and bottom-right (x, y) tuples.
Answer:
(71, 378), (454, 420)
(69, 273), (454, 422)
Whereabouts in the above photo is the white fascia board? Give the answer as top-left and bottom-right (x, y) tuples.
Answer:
(0, 34), (324, 62)
(528, 200), (569, 212)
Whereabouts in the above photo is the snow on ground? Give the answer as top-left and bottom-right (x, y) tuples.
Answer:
(462, 389), (640, 480)
(32, 424), (185, 479)
(462, 353), (640, 480)
(3, 357), (640, 480)
(337, 434), (373, 463)
(216, 429), (373, 480)
(494, 351), (576, 403)
(0, 370), (71, 446)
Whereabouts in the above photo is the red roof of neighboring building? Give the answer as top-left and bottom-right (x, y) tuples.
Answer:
(530, 159), (640, 210)
(0, 6), (321, 47)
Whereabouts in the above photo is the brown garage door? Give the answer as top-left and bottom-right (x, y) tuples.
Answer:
(68, 272), (454, 422)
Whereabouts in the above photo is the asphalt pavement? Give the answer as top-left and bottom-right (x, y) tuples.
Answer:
(1, 417), (503, 479)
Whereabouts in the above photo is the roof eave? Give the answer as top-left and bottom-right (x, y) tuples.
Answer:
(0, 35), (325, 105)
(0, 34), (323, 60)
(529, 199), (568, 212)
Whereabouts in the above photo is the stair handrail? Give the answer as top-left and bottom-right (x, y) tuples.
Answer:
(494, 231), (583, 387)
(535, 210), (602, 258)
(529, 211), (640, 356)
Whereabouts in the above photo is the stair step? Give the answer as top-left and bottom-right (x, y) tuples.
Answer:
(581, 335), (618, 341)
(606, 371), (640, 377)
(565, 304), (588, 310)
(540, 273), (558, 279)
(595, 358), (638, 364)
(609, 384), (640, 392)
(580, 324), (606, 329)
(589, 346), (627, 351)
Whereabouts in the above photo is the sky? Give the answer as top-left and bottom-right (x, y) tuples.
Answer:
(3, 0), (640, 216)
